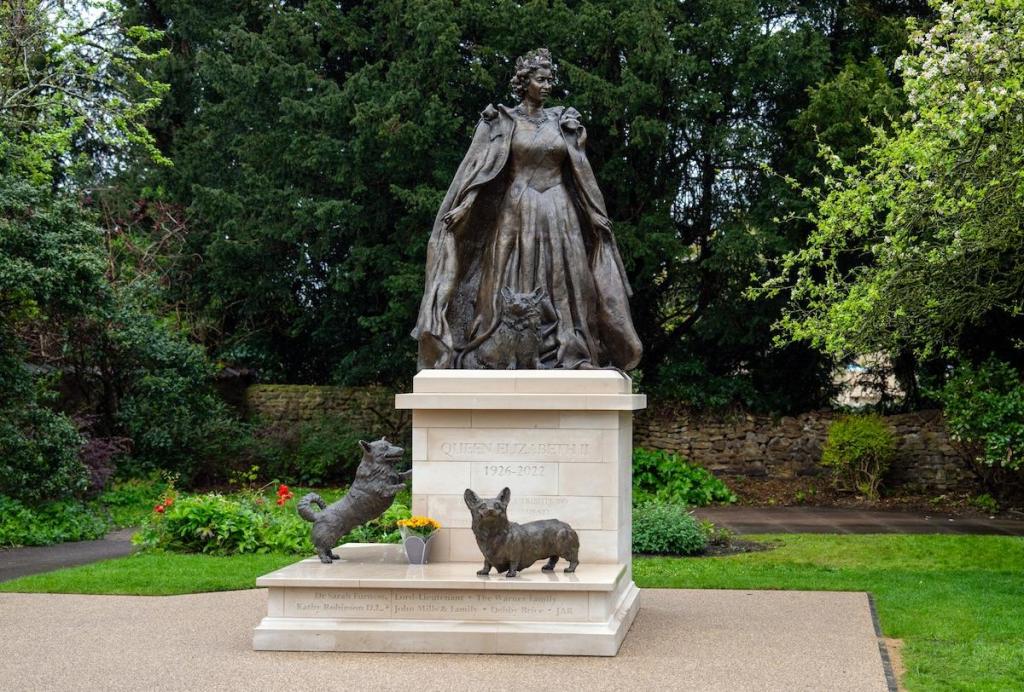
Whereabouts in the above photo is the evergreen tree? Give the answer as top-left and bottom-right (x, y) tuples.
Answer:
(116, 0), (928, 411)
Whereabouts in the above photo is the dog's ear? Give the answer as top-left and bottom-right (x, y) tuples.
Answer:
(530, 287), (545, 302)
(359, 440), (371, 454)
(464, 488), (481, 509)
(498, 487), (511, 505)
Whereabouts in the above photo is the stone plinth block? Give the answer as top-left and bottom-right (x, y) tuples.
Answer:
(253, 544), (639, 656)
(396, 370), (645, 566)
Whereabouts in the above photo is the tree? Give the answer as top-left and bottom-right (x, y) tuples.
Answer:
(1, 2), (247, 494)
(766, 0), (1024, 365)
(115, 1), (923, 411)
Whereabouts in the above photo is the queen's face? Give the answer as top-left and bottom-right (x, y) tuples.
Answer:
(526, 67), (553, 104)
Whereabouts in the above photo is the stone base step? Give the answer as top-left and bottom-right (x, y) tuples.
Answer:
(252, 544), (639, 656)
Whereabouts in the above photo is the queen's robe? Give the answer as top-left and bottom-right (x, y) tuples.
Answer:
(411, 103), (641, 371)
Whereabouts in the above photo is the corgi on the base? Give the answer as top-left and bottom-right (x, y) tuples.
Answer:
(464, 487), (580, 577)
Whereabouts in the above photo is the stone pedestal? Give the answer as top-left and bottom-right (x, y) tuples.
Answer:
(253, 370), (645, 656)
(397, 370), (644, 565)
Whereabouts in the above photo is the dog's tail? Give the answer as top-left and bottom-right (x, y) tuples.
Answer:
(296, 493), (326, 523)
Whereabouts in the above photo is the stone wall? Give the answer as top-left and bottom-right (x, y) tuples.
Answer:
(244, 384), (409, 442)
(635, 407), (970, 491)
(242, 385), (970, 491)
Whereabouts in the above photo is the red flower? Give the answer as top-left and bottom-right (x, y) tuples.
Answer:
(163, 497), (174, 507)
(276, 497), (286, 506)
(154, 504), (165, 514)
(277, 484), (290, 496)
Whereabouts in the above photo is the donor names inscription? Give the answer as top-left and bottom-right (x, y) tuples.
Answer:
(285, 588), (589, 622)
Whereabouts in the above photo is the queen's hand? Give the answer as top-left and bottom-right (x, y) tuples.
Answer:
(589, 211), (612, 234)
(443, 202), (470, 231)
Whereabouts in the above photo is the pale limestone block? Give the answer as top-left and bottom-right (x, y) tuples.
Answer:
(472, 394), (597, 410)
(508, 495), (602, 529)
(559, 462), (617, 496)
(429, 427), (602, 463)
(449, 528), (482, 562)
(395, 590), (590, 621)
(602, 497), (619, 530)
(513, 370), (629, 394)
(589, 590), (612, 622)
(471, 410), (560, 429)
(429, 494), (603, 530)
(412, 427), (427, 461)
(267, 588), (284, 616)
(470, 461), (558, 496)
(412, 462), (471, 494)
(428, 527), (452, 562)
(413, 370), (519, 393)
(577, 530), (619, 563)
(258, 545), (625, 590)
(411, 494), (428, 517)
(399, 393), (646, 411)
(585, 394), (647, 410)
(618, 412), (633, 461)
(617, 520), (631, 564)
(559, 410), (620, 429)
(412, 410), (472, 428)
(427, 495), (472, 528)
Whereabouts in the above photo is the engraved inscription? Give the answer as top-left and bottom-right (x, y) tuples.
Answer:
(442, 441), (590, 460)
(428, 429), (603, 463)
(287, 589), (393, 617)
(285, 588), (588, 621)
(483, 464), (545, 477)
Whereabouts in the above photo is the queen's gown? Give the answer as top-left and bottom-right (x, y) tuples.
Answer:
(412, 103), (641, 371)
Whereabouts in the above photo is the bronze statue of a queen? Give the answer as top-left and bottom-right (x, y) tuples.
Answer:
(412, 49), (642, 371)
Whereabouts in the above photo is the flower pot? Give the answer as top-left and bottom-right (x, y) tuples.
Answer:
(400, 527), (436, 565)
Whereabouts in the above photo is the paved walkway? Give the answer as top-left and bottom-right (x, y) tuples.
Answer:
(0, 588), (891, 691)
(693, 506), (1024, 536)
(0, 528), (136, 583)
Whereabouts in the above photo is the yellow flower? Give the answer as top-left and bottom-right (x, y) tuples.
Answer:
(398, 515), (441, 532)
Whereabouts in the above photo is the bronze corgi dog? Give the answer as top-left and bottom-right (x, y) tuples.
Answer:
(298, 438), (409, 564)
(464, 487), (579, 577)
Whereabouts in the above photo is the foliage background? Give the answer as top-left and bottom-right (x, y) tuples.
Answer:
(111, 0), (935, 411)
(5, 0), (1024, 501)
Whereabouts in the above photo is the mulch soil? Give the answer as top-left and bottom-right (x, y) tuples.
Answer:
(721, 474), (1024, 519)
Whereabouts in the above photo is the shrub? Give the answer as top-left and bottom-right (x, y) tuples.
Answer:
(96, 476), (169, 528)
(0, 495), (109, 547)
(77, 420), (132, 496)
(110, 301), (257, 485)
(0, 400), (88, 503)
(134, 487), (410, 555)
(632, 448), (736, 506)
(938, 358), (1024, 499)
(256, 415), (365, 486)
(821, 414), (896, 500)
(632, 503), (708, 556)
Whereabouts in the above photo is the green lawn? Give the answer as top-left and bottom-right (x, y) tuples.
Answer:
(2, 534), (1021, 690)
(637, 535), (1024, 692)
(0, 552), (298, 596)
